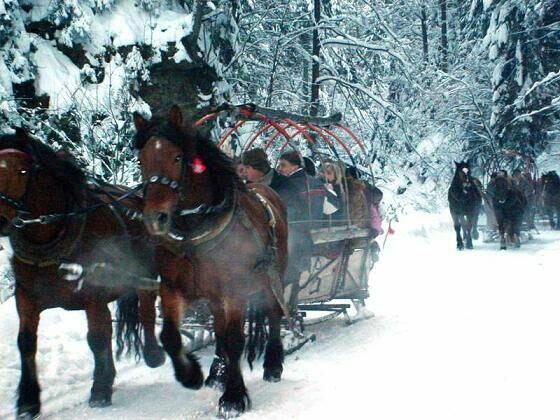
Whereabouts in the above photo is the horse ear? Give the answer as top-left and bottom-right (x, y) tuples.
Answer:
(133, 112), (149, 132)
(454, 160), (459, 167)
(169, 105), (183, 128)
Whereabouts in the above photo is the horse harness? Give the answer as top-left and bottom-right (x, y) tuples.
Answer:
(159, 187), (278, 258)
(0, 153), (145, 267)
(8, 188), (142, 268)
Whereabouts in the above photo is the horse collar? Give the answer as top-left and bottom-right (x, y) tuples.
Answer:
(163, 191), (238, 255)
(10, 196), (88, 267)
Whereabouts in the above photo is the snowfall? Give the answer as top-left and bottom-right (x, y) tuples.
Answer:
(1, 211), (560, 420)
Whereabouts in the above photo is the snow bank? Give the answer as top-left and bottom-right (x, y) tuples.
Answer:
(89, 1), (193, 52)
(0, 299), (96, 417)
(33, 37), (82, 110)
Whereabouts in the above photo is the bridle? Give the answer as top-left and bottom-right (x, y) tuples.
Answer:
(0, 148), (145, 228)
(495, 177), (513, 205)
(141, 151), (229, 218)
(0, 148), (37, 218)
(457, 167), (473, 194)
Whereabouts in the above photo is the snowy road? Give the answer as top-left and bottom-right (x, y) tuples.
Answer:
(2, 214), (560, 419)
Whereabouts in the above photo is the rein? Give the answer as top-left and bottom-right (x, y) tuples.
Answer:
(9, 182), (145, 228)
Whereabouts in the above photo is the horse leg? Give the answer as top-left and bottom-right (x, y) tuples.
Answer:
(159, 284), (203, 389)
(137, 290), (165, 368)
(465, 215), (474, 249)
(472, 216), (480, 240)
(15, 289), (41, 419)
(497, 217), (507, 250)
(451, 213), (464, 250)
(205, 305), (227, 391)
(217, 298), (251, 417)
(514, 217), (522, 248)
(86, 303), (116, 407)
(556, 204), (560, 230)
(546, 205), (555, 229)
(263, 289), (284, 383)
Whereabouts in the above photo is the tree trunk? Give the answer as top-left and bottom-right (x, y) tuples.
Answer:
(439, 0), (449, 72)
(265, 41), (281, 107)
(310, 0), (321, 116)
(301, 28), (310, 114)
(421, 5), (429, 64)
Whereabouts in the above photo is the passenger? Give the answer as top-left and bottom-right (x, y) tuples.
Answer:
(345, 167), (370, 231)
(241, 148), (292, 203)
(321, 160), (346, 223)
(277, 151), (338, 226)
(363, 182), (384, 238)
(276, 151), (338, 315)
(233, 157), (247, 182)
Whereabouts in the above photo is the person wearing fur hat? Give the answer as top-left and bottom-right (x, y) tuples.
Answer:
(242, 148), (290, 192)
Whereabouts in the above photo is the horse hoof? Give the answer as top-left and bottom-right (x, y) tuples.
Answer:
(17, 405), (40, 420)
(144, 346), (166, 368)
(89, 395), (112, 408)
(175, 353), (204, 390)
(500, 246), (507, 251)
(466, 243), (473, 250)
(218, 387), (251, 419)
(457, 245), (464, 251)
(263, 367), (282, 382)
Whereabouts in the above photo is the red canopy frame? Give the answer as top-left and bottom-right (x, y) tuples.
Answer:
(193, 103), (369, 172)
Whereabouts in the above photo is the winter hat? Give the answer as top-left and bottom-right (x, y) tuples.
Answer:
(242, 148), (271, 174)
(279, 150), (302, 167)
(302, 156), (316, 176)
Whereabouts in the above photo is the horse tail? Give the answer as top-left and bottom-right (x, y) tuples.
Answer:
(115, 291), (143, 361)
(246, 294), (268, 370)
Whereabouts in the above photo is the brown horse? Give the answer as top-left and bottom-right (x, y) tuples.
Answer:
(0, 129), (165, 419)
(134, 106), (289, 418)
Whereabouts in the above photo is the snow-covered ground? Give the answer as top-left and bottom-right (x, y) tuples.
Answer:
(2, 212), (560, 419)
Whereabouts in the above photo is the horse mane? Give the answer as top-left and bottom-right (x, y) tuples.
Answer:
(194, 133), (246, 192)
(134, 120), (245, 197)
(0, 132), (86, 198)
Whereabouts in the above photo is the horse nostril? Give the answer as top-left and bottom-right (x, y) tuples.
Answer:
(157, 212), (169, 226)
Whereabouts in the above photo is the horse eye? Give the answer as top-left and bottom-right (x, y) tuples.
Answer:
(19, 169), (27, 175)
(174, 155), (182, 164)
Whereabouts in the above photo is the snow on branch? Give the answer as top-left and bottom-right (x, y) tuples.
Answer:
(516, 70), (560, 104)
(315, 75), (394, 111)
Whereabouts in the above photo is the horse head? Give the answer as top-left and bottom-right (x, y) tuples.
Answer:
(494, 172), (512, 205)
(0, 128), (36, 234)
(134, 105), (239, 236)
(454, 160), (473, 191)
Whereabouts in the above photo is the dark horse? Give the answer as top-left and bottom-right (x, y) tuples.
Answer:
(448, 161), (482, 249)
(0, 129), (165, 419)
(492, 172), (527, 250)
(134, 106), (289, 418)
(542, 171), (560, 229)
